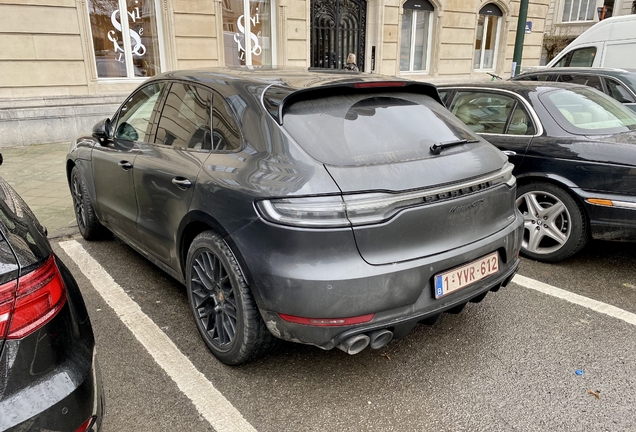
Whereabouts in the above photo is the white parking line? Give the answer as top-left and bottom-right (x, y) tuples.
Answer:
(59, 240), (257, 432)
(513, 274), (636, 327)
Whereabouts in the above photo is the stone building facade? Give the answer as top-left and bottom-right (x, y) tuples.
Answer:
(0, 0), (550, 146)
(545, 0), (635, 37)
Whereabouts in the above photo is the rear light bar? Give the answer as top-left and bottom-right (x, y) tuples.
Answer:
(0, 255), (66, 340)
(279, 313), (374, 326)
(256, 163), (516, 228)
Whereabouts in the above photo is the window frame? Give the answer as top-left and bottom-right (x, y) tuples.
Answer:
(444, 87), (543, 137)
(561, 0), (596, 23)
(474, 14), (502, 71)
(399, 2), (434, 74)
(85, 0), (167, 82)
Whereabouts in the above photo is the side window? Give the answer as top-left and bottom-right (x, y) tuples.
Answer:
(211, 93), (242, 151)
(115, 83), (165, 142)
(506, 105), (535, 135)
(553, 52), (572, 68)
(437, 90), (449, 106)
(561, 74), (603, 92)
(526, 74), (552, 81)
(449, 91), (516, 134)
(568, 47), (596, 67)
(605, 78), (636, 103)
(155, 83), (212, 150)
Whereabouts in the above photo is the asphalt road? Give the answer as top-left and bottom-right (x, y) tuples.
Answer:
(52, 237), (636, 432)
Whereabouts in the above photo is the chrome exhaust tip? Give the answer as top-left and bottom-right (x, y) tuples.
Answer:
(336, 334), (370, 355)
(369, 329), (393, 350)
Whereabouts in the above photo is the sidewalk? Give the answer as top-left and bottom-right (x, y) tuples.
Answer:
(1, 143), (77, 238)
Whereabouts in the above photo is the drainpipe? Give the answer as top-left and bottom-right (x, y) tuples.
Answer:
(511, 0), (530, 77)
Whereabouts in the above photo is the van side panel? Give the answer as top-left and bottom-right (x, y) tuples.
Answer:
(602, 42), (636, 68)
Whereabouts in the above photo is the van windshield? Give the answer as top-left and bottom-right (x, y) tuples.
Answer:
(540, 87), (636, 135)
(282, 92), (478, 166)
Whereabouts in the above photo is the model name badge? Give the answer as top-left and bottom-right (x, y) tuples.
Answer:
(450, 199), (484, 213)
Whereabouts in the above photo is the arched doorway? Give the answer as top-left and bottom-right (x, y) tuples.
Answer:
(311, 0), (367, 71)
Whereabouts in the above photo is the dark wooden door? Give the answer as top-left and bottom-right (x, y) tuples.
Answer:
(311, 0), (366, 71)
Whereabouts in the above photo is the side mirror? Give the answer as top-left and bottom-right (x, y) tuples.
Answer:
(92, 118), (112, 144)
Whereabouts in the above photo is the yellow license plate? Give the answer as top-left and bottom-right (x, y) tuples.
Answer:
(434, 252), (499, 299)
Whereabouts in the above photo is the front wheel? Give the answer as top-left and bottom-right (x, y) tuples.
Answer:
(516, 183), (588, 262)
(186, 231), (277, 365)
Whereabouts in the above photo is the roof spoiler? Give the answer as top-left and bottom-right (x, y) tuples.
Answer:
(263, 81), (443, 124)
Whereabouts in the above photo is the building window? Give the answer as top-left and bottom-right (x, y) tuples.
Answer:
(474, 4), (502, 71)
(87, 0), (164, 79)
(400, 0), (434, 73)
(561, 0), (596, 22)
(223, 0), (276, 66)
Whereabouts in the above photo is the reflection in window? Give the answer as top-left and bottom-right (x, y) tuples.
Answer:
(212, 93), (242, 151)
(87, 0), (162, 78)
(474, 4), (502, 70)
(115, 82), (164, 141)
(223, 0), (273, 66)
(155, 84), (212, 150)
(606, 79), (636, 103)
(400, 0), (433, 73)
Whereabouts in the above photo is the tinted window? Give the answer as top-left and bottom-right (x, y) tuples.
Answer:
(524, 74), (551, 81)
(156, 83), (212, 150)
(605, 78), (636, 103)
(568, 47), (596, 67)
(540, 87), (636, 134)
(507, 106), (535, 135)
(211, 93), (242, 151)
(115, 82), (164, 142)
(558, 74), (603, 91)
(282, 92), (476, 166)
(450, 91), (516, 134)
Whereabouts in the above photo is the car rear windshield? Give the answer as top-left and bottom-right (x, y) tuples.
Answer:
(540, 87), (636, 135)
(281, 92), (477, 166)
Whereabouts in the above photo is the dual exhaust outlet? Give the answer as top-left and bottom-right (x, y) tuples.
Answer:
(336, 329), (393, 355)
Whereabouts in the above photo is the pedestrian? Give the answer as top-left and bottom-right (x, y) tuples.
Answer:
(343, 53), (359, 71)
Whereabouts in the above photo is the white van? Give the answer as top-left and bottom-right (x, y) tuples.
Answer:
(547, 15), (636, 69)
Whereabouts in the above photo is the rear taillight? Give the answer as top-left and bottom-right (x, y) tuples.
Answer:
(0, 255), (66, 340)
(75, 416), (97, 432)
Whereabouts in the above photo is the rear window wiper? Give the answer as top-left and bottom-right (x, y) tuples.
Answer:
(429, 139), (479, 155)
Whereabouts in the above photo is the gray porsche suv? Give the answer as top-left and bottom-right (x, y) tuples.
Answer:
(67, 68), (523, 365)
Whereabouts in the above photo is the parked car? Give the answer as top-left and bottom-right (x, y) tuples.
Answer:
(67, 68), (523, 365)
(546, 15), (636, 69)
(438, 81), (636, 262)
(511, 67), (636, 111)
(0, 171), (103, 430)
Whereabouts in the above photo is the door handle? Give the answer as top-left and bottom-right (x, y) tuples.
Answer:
(501, 150), (516, 157)
(118, 160), (133, 170)
(172, 177), (192, 190)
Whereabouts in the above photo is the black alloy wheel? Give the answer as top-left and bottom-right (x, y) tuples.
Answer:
(186, 231), (277, 365)
(70, 166), (104, 240)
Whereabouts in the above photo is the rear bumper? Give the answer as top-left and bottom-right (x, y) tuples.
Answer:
(1, 348), (104, 432)
(230, 211), (524, 349)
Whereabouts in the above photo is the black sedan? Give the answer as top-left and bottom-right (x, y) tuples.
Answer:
(67, 68), (523, 365)
(438, 81), (636, 262)
(511, 67), (636, 111)
(0, 173), (103, 430)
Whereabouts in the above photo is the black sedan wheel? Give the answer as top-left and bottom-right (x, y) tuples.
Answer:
(516, 183), (588, 262)
(71, 166), (104, 240)
(186, 231), (276, 365)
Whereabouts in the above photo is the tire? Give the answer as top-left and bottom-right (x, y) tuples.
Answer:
(516, 182), (588, 262)
(185, 231), (277, 365)
(70, 166), (105, 240)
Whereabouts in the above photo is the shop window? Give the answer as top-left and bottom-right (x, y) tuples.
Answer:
(400, 0), (434, 73)
(474, 4), (502, 71)
(223, 0), (275, 67)
(87, 0), (163, 78)
(561, 0), (596, 22)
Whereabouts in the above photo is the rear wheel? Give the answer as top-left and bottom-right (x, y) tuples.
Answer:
(71, 166), (105, 240)
(516, 182), (588, 262)
(186, 231), (276, 365)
